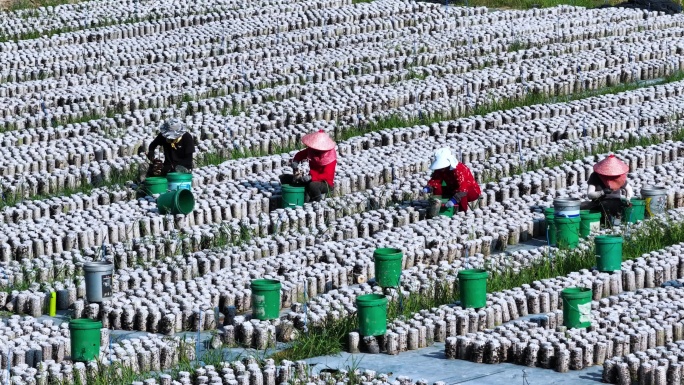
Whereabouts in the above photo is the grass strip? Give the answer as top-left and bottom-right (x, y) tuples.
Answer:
(337, 69), (684, 141)
(479, 126), (684, 184)
(422, 0), (625, 9)
(272, 214), (684, 362)
(68, 338), (240, 385)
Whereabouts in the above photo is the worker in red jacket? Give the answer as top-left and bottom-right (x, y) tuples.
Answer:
(280, 130), (337, 202)
(423, 147), (481, 212)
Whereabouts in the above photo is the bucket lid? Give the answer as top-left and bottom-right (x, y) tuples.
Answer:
(457, 268), (488, 279)
(251, 279), (282, 289)
(641, 185), (667, 193)
(356, 293), (388, 305)
(69, 319), (103, 330)
(593, 155), (628, 176)
(561, 287), (592, 297)
(83, 261), (114, 273)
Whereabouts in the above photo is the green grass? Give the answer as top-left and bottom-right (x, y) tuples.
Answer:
(271, 316), (358, 363)
(273, 213), (684, 361)
(0, 263), (76, 295)
(6, 0), (74, 11)
(75, 338), (237, 385)
(507, 39), (529, 53)
(430, 0), (624, 9)
(193, 143), (298, 169)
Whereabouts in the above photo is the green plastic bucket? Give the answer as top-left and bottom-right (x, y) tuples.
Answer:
(580, 210), (602, 238)
(373, 248), (403, 288)
(457, 269), (488, 309)
(251, 279), (281, 320)
(555, 216), (581, 249)
(439, 198), (455, 217)
(69, 319), (102, 362)
(166, 172), (193, 191)
(561, 287), (592, 329)
(595, 235), (623, 272)
(143, 177), (168, 195)
(281, 184), (305, 208)
(623, 199), (646, 223)
(544, 207), (556, 246)
(356, 294), (388, 336)
(157, 189), (195, 215)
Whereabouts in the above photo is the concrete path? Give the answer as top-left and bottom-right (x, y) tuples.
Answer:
(304, 343), (603, 385)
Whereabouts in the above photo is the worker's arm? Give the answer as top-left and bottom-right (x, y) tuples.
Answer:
(425, 171), (444, 195)
(587, 184), (604, 200)
(623, 182), (633, 201)
(292, 148), (308, 163)
(147, 134), (164, 160)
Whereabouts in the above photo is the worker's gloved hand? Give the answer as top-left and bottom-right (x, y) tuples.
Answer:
(422, 186), (432, 193)
(454, 191), (468, 199)
(444, 197), (458, 208)
(146, 152), (154, 161)
(602, 188), (613, 195)
(300, 174), (312, 183)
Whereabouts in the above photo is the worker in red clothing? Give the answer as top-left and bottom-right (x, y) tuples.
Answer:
(280, 130), (337, 202)
(423, 147), (481, 212)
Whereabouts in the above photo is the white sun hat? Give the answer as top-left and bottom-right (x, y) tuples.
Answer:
(160, 118), (187, 140)
(429, 147), (459, 170)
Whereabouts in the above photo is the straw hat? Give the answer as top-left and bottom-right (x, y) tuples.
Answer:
(301, 130), (336, 151)
(593, 154), (629, 176)
(429, 147), (459, 170)
(160, 118), (187, 140)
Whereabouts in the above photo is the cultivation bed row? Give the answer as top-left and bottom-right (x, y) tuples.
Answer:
(0, 315), (197, 381)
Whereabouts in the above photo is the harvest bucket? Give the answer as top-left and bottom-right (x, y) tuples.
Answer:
(157, 189), (195, 215)
(594, 235), (623, 272)
(83, 261), (114, 303)
(641, 186), (667, 217)
(373, 248), (403, 288)
(555, 216), (581, 249)
(251, 279), (281, 320)
(281, 184), (305, 208)
(143, 177), (168, 195)
(561, 287), (592, 329)
(554, 198), (581, 218)
(166, 172), (193, 191)
(623, 199), (645, 223)
(69, 319), (102, 362)
(356, 294), (388, 336)
(579, 210), (602, 238)
(457, 269), (488, 309)
(545, 207), (556, 246)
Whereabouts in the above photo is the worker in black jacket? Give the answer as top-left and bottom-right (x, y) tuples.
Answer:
(146, 118), (195, 176)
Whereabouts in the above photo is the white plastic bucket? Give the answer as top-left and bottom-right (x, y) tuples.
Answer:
(83, 261), (114, 303)
(641, 186), (667, 217)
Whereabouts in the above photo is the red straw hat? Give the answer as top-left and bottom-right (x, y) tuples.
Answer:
(301, 130), (336, 151)
(593, 154), (629, 176)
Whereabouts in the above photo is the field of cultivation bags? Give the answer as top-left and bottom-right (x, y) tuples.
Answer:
(2, 0), (684, 384)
